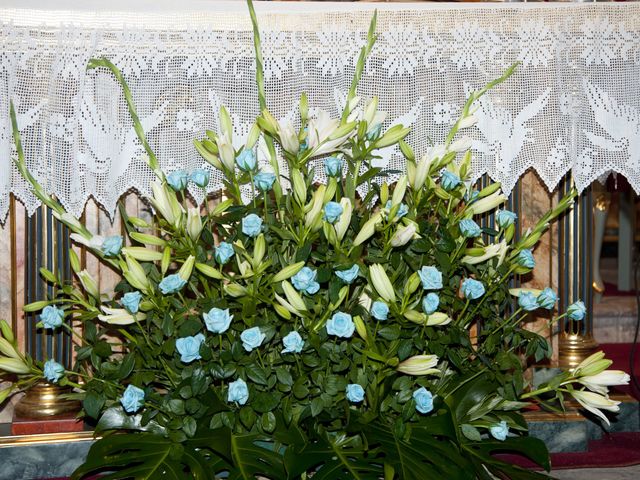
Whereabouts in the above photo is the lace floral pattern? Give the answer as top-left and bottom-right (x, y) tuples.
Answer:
(0, 3), (638, 220)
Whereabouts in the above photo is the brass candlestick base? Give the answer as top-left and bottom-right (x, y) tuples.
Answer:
(14, 382), (81, 419)
(558, 332), (599, 369)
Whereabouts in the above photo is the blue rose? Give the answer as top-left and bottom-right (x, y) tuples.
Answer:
(517, 249), (535, 269)
(346, 383), (365, 403)
(465, 190), (480, 203)
(203, 307), (233, 334)
(282, 331), (304, 354)
(120, 384), (145, 413)
(215, 242), (235, 265)
(461, 278), (485, 300)
(490, 421), (509, 441)
(102, 235), (123, 257)
(292, 267), (320, 295)
(418, 266), (443, 290)
(176, 333), (205, 363)
(413, 387), (434, 414)
(159, 274), (187, 295)
(190, 168), (210, 188)
(43, 359), (65, 383)
(326, 312), (355, 338)
(323, 202), (343, 224)
(324, 156), (343, 177)
(227, 378), (249, 405)
(336, 265), (359, 284)
(384, 201), (408, 219)
(240, 326), (265, 352)
(567, 301), (586, 321)
(496, 210), (517, 228)
(370, 301), (389, 321)
(242, 214), (263, 237)
(41, 305), (64, 329)
(236, 149), (257, 171)
(459, 219), (481, 238)
(518, 291), (539, 312)
(422, 292), (440, 315)
(254, 171), (276, 192)
(121, 291), (142, 314)
(537, 288), (557, 310)
(440, 171), (461, 191)
(167, 169), (189, 191)
(367, 123), (383, 141)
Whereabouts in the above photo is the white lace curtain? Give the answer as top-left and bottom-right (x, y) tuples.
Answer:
(1, 1), (639, 220)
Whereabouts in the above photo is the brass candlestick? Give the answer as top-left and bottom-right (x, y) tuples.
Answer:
(14, 382), (81, 419)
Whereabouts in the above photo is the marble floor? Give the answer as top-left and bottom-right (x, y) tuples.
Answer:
(553, 465), (640, 479)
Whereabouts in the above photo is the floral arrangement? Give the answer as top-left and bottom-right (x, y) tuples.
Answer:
(0, 2), (630, 479)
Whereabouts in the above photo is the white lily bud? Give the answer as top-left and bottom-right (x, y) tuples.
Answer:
(570, 390), (621, 426)
(0, 357), (31, 374)
(334, 198), (353, 241)
(425, 312), (451, 327)
(469, 191), (506, 215)
(450, 136), (473, 153)
(396, 355), (439, 376)
(77, 270), (100, 298)
(245, 123), (261, 149)
(122, 247), (164, 262)
(178, 255), (195, 281)
(462, 241), (508, 266)
(217, 138), (236, 172)
(224, 283), (248, 297)
(274, 293), (303, 317)
(353, 212), (382, 246)
(219, 106), (233, 141)
(98, 306), (146, 326)
(253, 234), (266, 266)
(282, 281), (307, 312)
(369, 264), (396, 303)
(292, 169), (307, 205)
(391, 175), (408, 207)
(578, 370), (631, 396)
(0, 337), (20, 359)
(195, 263), (224, 280)
(354, 316), (367, 341)
(150, 182), (176, 225)
(363, 97), (379, 126)
(278, 120), (299, 154)
(358, 291), (373, 311)
(458, 115), (478, 129)
(53, 212), (84, 232)
(238, 260), (253, 277)
(125, 256), (150, 292)
(305, 185), (326, 228)
(390, 223), (418, 248)
(187, 208), (203, 241)
(572, 351), (611, 378)
(272, 262), (305, 283)
(411, 154), (431, 191)
(70, 233), (104, 250)
(347, 96), (361, 114)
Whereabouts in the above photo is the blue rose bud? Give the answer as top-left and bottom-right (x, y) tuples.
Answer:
(418, 266), (443, 290)
(159, 273), (187, 295)
(120, 384), (145, 413)
(324, 156), (343, 177)
(167, 169), (189, 191)
(242, 214), (263, 238)
(175, 333), (205, 363)
(413, 387), (434, 414)
(461, 278), (485, 300)
(326, 312), (355, 338)
(41, 305), (64, 329)
(518, 291), (539, 312)
(490, 421), (509, 441)
(459, 219), (481, 238)
(384, 200), (408, 220)
(537, 288), (558, 310)
(517, 249), (536, 269)
(236, 149), (257, 171)
(370, 301), (389, 321)
(282, 331), (304, 354)
(346, 383), (365, 403)
(102, 235), (123, 257)
(335, 265), (359, 284)
(496, 210), (517, 228)
(227, 378), (249, 405)
(323, 201), (343, 224)
(203, 307), (233, 334)
(292, 266), (320, 295)
(240, 326), (266, 352)
(253, 171), (276, 192)
(190, 168), (210, 188)
(367, 123), (383, 141)
(214, 242), (235, 265)
(567, 300), (586, 321)
(43, 359), (65, 383)
(440, 171), (461, 191)
(121, 291), (142, 314)
(422, 292), (440, 315)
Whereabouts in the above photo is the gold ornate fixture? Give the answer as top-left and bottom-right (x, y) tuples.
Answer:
(14, 382), (81, 419)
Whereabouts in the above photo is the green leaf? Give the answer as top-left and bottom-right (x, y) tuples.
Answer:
(95, 407), (166, 435)
(83, 391), (104, 419)
(461, 424), (482, 442)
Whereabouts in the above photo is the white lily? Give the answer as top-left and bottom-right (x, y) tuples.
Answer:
(572, 351), (611, 378)
(458, 114), (478, 129)
(98, 306), (146, 326)
(358, 291), (373, 311)
(186, 208), (203, 241)
(571, 390), (621, 426)
(274, 293), (304, 317)
(425, 312), (451, 327)
(305, 185), (326, 229)
(409, 153), (431, 191)
(70, 233), (104, 250)
(307, 110), (352, 157)
(0, 337), (20, 359)
(369, 264), (396, 303)
(0, 357), (30, 374)
(77, 270), (100, 298)
(469, 191), (506, 215)
(578, 370), (631, 396)
(278, 120), (299, 154)
(450, 136), (473, 153)
(509, 288), (542, 298)
(216, 137), (236, 171)
(353, 212), (382, 246)
(462, 241), (508, 266)
(53, 212), (84, 232)
(179, 255), (196, 281)
(390, 223), (418, 248)
(397, 355), (439, 376)
(334, 198), (353, 241)
(282, 281), (307, 312)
